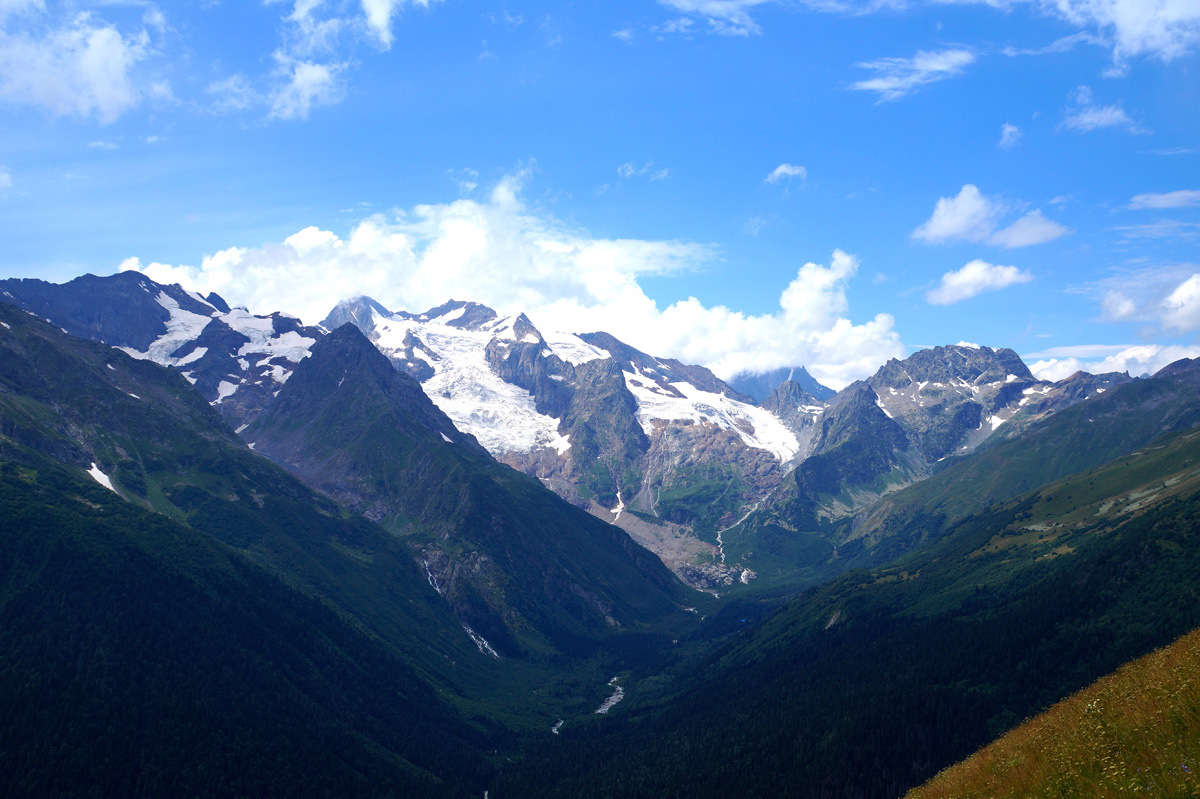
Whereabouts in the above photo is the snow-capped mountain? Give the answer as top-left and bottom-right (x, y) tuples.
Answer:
(0, 272), (321, 428)
(322, 295), (808, 588)
(0, 272), (1137, 592)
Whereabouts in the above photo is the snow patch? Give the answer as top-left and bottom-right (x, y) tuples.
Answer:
(1006, 374), (1019, 383)
(876, 397), (894, 419)
(175, 347), (208, 367)
(214, 380), (239, 403)
(440, 432), (453, 443)
(624, 375), (799, 462)
(0, 322), (9, 330)
(988, 414), (1006, 430)
(87, 463), (116, 493)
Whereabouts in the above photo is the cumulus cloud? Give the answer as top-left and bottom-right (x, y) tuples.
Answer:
(999, 123), (1022, 149)
(912, 185), (1069, 247)
(1046, 0), (1200, 71)
(850, 48), (974, 101)
(987, 209), (1071, 248)
(1028, 344), (1200, 381)
(1128, 189), (1200, 209)
(119, 171), (902, 388)
(912, 185), (1001, 244)
(0, 10), (157, 123)
(926, 259), (1033, 305)
(765, 163), (806, 184)
(1090, 266), (1200, 333)
(1161, 273), (1200, 332)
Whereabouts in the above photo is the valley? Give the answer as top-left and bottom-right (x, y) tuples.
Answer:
(2, 273), (1199, 797)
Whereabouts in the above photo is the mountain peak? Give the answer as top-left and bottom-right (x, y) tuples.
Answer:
(416, 299), (498, 330)
(319, 295), (393, 334)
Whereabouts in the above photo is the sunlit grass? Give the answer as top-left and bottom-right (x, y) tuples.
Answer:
(907, 626), (1200, 798)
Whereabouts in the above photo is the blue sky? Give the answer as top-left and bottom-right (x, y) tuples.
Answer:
(1, 0), (1198, 387)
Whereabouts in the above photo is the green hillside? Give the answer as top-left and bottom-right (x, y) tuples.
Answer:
(0, 450), (495, 797)
(492, 421), (1200, 797)
(907, 625), (1200, 799)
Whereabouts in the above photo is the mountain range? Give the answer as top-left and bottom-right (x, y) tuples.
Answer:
(3, 270), (1199, 797)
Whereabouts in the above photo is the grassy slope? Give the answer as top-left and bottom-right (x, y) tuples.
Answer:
(907, 626), (1200, 799)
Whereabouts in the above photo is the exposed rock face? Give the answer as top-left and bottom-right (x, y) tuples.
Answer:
(244, 324), (688, 657)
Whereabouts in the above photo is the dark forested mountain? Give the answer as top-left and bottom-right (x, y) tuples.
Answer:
(0, 301), (504, 690)
(244, 323), (691, 658)
(0, 453), (495, 797)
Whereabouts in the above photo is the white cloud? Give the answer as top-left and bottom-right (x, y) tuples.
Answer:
(268, 55), (344, 120)
(765, 163), (806, 184)
(119, 171), (902, 389)
(1029, 344), (1200, 381)
(1129, 189), (1200, 209)
(1161, 273), (1200, 332)
(912, 185), (1002, 244)
(617, 162), (670, 181)
(927, 259), (1033, 305)
(999, 122), (1022, 149)
(87, 139), (117, 150)
(0, 165), (11, 189)
(1046, 0), (1200, 70)
(0, 11), (155, 123)
(1089, 264), (1200, 332)
(206, 74), (258, 112)
(361, 0), (438, 49)
(658, 0), (773, 35)
(850, 48), (974, 101)
(1058, 85), (1141, 133)
(987, 209), (1071, 248)
(913, 185), (1069, 247)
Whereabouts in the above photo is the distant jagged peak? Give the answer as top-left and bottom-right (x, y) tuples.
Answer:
(578, 330), (752, 402)
(486, 312), (544, 345)
(319, 295), (393, 334)
(414, 299), (499, 330)
(728, 365), (835, 403)
(873, 343), (1034, 389)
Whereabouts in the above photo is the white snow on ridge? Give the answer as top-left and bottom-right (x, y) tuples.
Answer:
(372, 316), (570, 456)
(624, 374), (799, 462)
(130, 292), (213, 364)
(542, 330), (609, 365)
